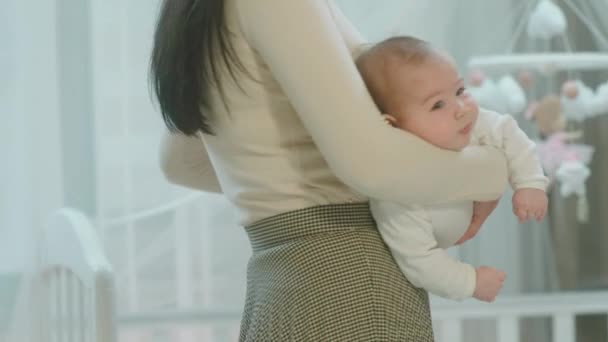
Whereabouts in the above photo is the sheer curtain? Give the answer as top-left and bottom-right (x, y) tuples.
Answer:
(90, 1), (248, 340)
(2, 0), (248, 340)
(1, 1), (64, 341)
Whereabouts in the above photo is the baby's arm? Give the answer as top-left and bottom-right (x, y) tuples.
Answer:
(159, 131), (222, 193)
(475, 109), (549, 221)
(372, 200), (506, 302)
(371, 200), (477, 300)
(475, 109), (548, 190)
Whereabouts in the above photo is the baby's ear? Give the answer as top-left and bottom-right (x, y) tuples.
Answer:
(381, 114), (398, 127)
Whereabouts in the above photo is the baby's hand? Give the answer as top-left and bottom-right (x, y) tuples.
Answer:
(512, 188), (548, 223)
(473, 266), (506, 302)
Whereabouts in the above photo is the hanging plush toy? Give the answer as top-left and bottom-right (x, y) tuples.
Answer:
(467, 72), (508, 113)
(555, 160), (591, 223)
(527, 0), (567, 40)
(526, 94), (565, 137)
(498, 75), (527, 114)
(536, 131), (594, 183)
(526, 94), (593, 171)
(560, 80), (595, 122)
(589, 81), (608, 116)
(526, 94), (595, 222)
(468, 71), (527, 115)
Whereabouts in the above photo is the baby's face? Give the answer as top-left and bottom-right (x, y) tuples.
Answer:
(391, 56), (478, 151)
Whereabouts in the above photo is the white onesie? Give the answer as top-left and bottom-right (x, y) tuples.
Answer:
(370, 108), (549, 300)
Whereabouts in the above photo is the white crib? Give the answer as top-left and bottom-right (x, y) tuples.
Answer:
(431, 291), (608, 342)
(35, 208), (117, 342)
(116, 290), (608, 342)
(107, 195), (608, 341)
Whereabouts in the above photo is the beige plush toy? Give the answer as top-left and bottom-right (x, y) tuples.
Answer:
(527, 94), (583, 141)
(527, 94), (566, 137)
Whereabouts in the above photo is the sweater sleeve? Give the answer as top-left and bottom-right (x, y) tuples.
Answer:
(371, 200), (477, 300)
(327, 0), (368, 59)
(159, 131), (222, 193)
(237, 0), (508, 205)
(475, 109), (549, 191)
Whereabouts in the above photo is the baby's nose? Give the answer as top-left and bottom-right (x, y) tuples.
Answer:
(457, 98), (467, 109)
(455, 101), (466, 118)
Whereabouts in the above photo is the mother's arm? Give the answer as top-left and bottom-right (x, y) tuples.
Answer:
(159, 131), (222, 193)
(238, 0), (507, 205)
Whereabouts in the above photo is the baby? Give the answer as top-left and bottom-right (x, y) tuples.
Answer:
(357, 36), (549, 302)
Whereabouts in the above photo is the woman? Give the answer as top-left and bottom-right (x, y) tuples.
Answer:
(151, 0), (507, 340)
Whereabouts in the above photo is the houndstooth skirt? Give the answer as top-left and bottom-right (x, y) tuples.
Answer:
(239, 202), (434, 341)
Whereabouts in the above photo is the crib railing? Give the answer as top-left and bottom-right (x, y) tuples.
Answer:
(100, 196), (608, 342)
(431, 290), (608, 342)
(39, 208), (118, 342)
(117, 290), (608, 342)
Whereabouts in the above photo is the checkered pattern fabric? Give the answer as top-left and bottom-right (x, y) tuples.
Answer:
(240, 202), (434, 341)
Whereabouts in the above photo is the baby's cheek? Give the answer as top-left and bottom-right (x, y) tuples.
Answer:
(464, 96), (479, 113)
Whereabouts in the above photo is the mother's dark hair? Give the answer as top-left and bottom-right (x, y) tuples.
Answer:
(150, 0), (246, 135)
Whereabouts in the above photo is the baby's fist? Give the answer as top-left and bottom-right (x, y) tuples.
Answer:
(512, 188), (548, 223)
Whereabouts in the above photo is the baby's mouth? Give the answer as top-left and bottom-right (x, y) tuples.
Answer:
(459, 123), (473, 134)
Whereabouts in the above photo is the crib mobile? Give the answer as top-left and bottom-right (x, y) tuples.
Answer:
(466, 0), (608, 223)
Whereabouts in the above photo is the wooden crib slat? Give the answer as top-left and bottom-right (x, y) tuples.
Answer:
(497, 315), (519, 342)
(553, 313), (575, 342)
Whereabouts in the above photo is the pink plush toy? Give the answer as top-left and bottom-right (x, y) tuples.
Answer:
(517, 70), (534, 89)
(468, 69), (485, 87)
(561, 80), (579, 99)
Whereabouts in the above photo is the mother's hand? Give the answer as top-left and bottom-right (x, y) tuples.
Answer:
(455, 198), (501, 245)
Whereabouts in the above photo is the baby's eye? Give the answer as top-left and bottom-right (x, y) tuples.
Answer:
(456, 87), (466, 96)
(431, 101), (445, 111)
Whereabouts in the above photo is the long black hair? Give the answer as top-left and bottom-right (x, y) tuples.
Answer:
(150, 0), (246, 135)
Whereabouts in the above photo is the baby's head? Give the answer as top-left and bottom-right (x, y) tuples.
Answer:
(356, 36), (478, 151)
